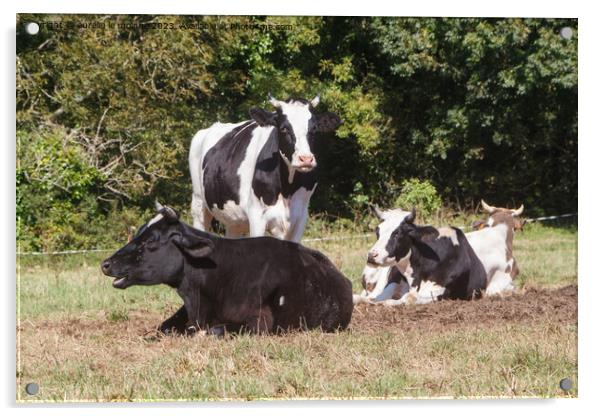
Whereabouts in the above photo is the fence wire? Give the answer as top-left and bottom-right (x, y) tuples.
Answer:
(17, 212), (577, 256)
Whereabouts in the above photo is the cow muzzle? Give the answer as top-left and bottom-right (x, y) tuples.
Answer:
(292, 153), (317, 171)
(101, 258), (130, 289)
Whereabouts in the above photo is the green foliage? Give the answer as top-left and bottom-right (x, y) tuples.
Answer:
(394, 178), (443, 219)
(16, 15), (577, 250)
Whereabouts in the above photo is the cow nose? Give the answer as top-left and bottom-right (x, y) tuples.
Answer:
(298, 154), (314, 165)
(101, 260), (111, 274)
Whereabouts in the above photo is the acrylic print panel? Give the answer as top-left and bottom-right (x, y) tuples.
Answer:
(16, 14), (578, 402)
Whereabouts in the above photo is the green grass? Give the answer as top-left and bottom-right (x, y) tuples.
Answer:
(16, 221), (577, 401)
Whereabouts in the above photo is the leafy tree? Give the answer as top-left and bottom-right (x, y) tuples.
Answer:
(16, 15), (577, 250)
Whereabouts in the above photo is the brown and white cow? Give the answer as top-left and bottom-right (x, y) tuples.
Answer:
(465, 200), (524, 294)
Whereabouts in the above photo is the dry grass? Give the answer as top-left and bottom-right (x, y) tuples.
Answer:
(16, 222), (578, 401)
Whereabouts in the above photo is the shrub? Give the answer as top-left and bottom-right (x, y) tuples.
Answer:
(394, 178), (443, 220)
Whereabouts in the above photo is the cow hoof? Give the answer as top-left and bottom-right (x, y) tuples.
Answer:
(207, 326), (226, 338)
(185, 325), (199, 336)
(381, 299), (400, 307)
(402, 292), (417, 305)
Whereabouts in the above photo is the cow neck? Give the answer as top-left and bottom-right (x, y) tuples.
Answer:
(404, 228), (442, 281)
(490, 213), (516, 258)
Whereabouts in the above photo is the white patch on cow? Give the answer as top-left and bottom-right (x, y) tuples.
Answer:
(414, 280), (446, 304)
(286, 183), (317, 242)
(368, 209), (412, 265)
(485, 270), (515, 296)
(279, 296), (286, 306)
(389, 248), (411, 269)
(278, 101), (315, 169)
(382, 297), (405, 307)
(380, 280), (445, 306)
(352, 294), (366, 304)
(360, 264), (391, 299)
(487, 216), (495, 227)
(211, 200), (248, 228)
(437, 227), (459, 246)
(396, 255), (414, 286)
(147, 213), (164, 227)
(466, 223), (512, 291)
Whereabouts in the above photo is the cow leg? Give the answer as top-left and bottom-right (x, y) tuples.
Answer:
(181, 291), (212, 336)
(383, 281), (445, 306)
(413, 281), (446, 304)
(485, 270), (515, 296)
(286, 185), (316, 242)
(207, 323), (244, 337)
(353, 294), (374, 304)
(191, 195), (212, 231)
(243, 306), (274, 334)
(287, 209), (309, 242)
(374, 281), (409, 302)
(158, 305), (188, 335)
(248, 215), (267, 238)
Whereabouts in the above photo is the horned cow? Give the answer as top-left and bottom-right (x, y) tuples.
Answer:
(367, 208), (487, 305)
(189, 94), (342, 241)
(355, 201), (525, 304)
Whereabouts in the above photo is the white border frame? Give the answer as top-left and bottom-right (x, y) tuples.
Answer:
(3, 1), (599, 414)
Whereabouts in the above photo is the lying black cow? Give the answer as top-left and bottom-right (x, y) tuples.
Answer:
(101, 203), (353, 335)
(368, 208), (487, 305)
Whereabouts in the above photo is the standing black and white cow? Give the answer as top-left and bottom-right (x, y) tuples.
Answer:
(189, 95), (342, 241)
(367, 208), (487, 304)
(101, 203), (353, 335)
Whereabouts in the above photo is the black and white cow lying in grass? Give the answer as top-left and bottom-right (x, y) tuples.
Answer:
(357, 208), (488, 305)
(101, 203), (353, 336)
(355, 202), (523, 305)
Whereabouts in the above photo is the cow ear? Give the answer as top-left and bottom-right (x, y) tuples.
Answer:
(471, 219), (487, 230)
(370, 204), (385, 220)
(405, 207), (417, 224)
(249, 107), (277, 127)
(408, 228), (421, 241)
(174, 234), (214, 259)
(161, 205), (180, 223)
(315, 112), (342, 132)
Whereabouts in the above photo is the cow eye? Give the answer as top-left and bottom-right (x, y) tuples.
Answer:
(145, 235), (160, 250)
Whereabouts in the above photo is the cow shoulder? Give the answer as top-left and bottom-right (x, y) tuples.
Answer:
(202, 121), (256, 210)
(414, 225), (439, 242)
(252, 128), (282, 206)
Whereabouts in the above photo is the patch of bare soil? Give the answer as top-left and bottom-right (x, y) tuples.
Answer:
(351, 285), (577, 334)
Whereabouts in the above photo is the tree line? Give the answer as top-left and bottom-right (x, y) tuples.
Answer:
(16, 15), (577, 251)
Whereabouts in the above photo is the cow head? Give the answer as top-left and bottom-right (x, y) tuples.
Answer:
(478, 200), (525, 231)
(101, 202), (215, 289)
(369, 207), (419, 267)
(248, 94), (342, 172)
(366, 205), (413, 267)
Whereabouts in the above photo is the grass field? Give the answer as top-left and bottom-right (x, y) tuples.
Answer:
(16, 220), (578, 401)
